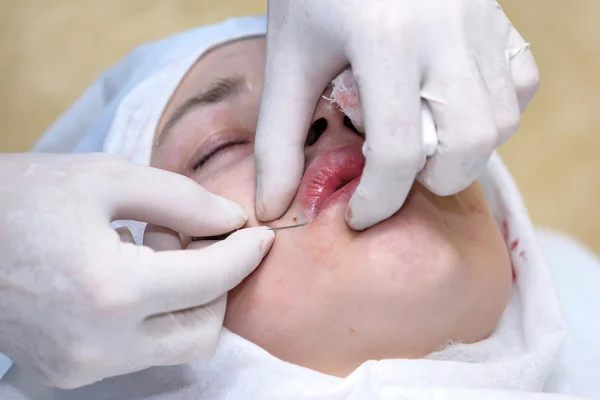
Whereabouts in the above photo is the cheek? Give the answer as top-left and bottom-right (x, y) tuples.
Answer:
(199, 157), (259, 224)
(350, 211), (461, 296)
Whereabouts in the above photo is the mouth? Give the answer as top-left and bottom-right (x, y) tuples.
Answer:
(297, 145), (365, 220)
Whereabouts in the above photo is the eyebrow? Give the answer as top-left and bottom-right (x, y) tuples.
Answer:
(156, 75), (247, 146)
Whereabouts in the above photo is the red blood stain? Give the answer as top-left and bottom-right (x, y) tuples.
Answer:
(519, 250), (527, 262)
(510, 239), (519, 251)
(292, 217), (297, 223)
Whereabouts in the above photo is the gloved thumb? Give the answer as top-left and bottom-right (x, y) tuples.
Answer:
(139, 227), (275, 314)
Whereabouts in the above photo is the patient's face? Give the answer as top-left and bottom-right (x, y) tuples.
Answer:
(150, 38), (512, 376)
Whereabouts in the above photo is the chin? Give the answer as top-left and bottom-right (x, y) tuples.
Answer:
(225, 183), (512, 377)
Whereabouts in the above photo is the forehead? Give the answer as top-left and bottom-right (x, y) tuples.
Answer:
(167, 37), (266, 110)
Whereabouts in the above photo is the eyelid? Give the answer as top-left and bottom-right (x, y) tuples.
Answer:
(193, 132), (251, 170)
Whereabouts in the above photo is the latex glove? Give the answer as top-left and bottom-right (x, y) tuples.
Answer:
(255, 0), (539, 230)
(0, 153), (274, 388)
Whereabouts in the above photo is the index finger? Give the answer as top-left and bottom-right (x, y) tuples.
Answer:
(90, 156), (248, 237)
(254, 46), (339, 221)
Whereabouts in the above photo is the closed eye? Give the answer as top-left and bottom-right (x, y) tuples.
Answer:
(194, 139), (250, 170)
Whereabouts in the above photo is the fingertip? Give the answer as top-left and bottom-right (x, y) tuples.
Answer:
(345, 190), (374, 232)
(254, 198), (286, 222)
(216, 197), (248, 227)
(345, 209), (368, 232)
(228, 226), (275, 252)
(258, 227), (276, 252)
(418, 164), (447, 195)
(254, 199), (269, 222)
(255, 185), (299, 222)
(344, 205), (353, 223)
(418, 164), (477, 197)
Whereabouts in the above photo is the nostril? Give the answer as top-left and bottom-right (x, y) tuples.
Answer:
(305, 118), (328, 146)
(343, 115), (363, 137)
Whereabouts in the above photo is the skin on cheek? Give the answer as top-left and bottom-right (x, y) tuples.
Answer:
(227, 266), (266, 319)
(234, 236), (313, 313)
(465, 199), (487, 216)
(311, 236), (338, 266)
(433, 184), (498, 249)
(354, 238), (407, 289)
(198, 156), (257, 216)
(349, 196), (457, 287)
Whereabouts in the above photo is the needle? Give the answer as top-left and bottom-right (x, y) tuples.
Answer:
(192, 222), (308, 242)
(267, 222), (308, 231)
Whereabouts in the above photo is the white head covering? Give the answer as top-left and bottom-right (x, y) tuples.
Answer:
(3, 14), (592, 400)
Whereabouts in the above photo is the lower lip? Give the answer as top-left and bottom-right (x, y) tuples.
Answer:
(318, 176), (361, 214)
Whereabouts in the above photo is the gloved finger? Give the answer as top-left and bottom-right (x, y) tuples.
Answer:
(95, 158), (247, 237)
(346, 57), (423, 231)
(478, 52), (520, 146)
(140, 295), (227, 365)
(115, 226), (135, 244)
(419, 59), (498, 196)
(254, 46), (341, 222)
(143, 224), (182, 251)
(507, 26), (540, 112)
(186, 239), (219, 251)
(140, 227), (274, 314)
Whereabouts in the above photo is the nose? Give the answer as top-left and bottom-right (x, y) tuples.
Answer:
(304, 94), (364, 148)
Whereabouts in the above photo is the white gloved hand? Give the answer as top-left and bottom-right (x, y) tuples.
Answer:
(255, 0), (539, 230)
(0, 153), (274, 389)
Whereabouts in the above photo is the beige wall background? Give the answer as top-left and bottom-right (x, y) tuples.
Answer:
(1, 1), (598, 252)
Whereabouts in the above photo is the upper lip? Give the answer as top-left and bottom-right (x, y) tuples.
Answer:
(296, 145), (365, 219)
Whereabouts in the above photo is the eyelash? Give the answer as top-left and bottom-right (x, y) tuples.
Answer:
(193, 139), (250, 170)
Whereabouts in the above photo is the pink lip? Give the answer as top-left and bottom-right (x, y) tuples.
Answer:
(297, 145), (365, 220)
